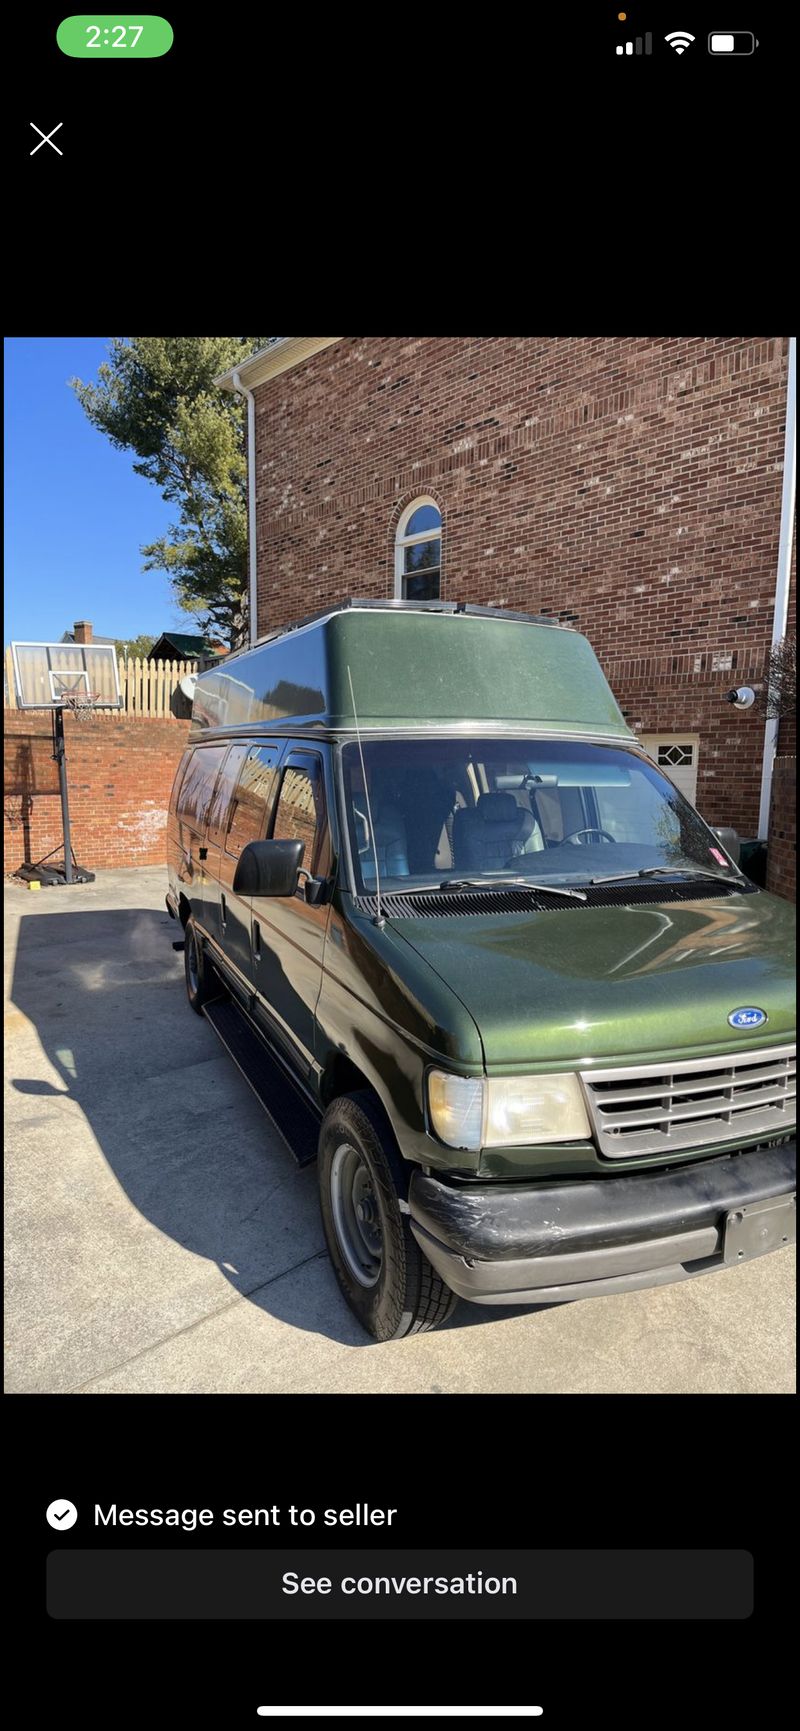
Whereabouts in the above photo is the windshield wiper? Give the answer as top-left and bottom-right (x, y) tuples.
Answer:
(588, 866), (747, 888)
(436, 876), (587, 902)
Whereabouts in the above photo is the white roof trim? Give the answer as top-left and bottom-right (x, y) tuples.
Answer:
(215, 337), (341, 391)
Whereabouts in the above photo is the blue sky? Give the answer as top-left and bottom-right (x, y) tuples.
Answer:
(4, 337), (199, 645)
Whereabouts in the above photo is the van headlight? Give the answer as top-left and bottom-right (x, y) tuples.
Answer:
(427, 1070), (591, 1149)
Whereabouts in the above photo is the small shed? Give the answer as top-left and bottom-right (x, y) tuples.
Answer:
(148, 632), (228, 666)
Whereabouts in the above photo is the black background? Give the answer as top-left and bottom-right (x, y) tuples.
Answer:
(6, 5), (797, 308)
(7, 9), (794, 197)
(6, 7), (797, 1727)
(12, 1392), (794, 1727)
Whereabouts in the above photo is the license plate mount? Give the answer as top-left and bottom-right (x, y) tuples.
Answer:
(723, 1192), (796, 1264)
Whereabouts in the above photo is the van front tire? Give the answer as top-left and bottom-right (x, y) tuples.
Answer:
(318, 1092), (458, 1341)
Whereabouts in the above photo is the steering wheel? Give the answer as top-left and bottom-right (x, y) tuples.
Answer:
(562, 827), (617, 845)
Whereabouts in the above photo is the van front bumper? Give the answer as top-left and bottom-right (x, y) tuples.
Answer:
(408, 1140), (796, 1304)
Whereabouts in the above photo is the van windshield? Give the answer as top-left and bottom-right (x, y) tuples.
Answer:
(341, 738), (736, 894)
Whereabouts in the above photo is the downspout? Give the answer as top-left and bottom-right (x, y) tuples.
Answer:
(757, 335), (796, 840)
(232, 370), (258, 646)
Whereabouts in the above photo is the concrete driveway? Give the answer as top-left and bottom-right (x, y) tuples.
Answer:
(4, 867), (795, 1394)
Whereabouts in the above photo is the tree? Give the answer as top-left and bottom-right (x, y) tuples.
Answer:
(72, 338), (272, 647)
(112, 634), (156, 660)
(763, 635), (796, 720)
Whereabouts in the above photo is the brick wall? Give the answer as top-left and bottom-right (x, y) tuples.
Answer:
(4, 711), (189, 873)
(603, 647), (770, 834)
(766, 755), (796, 901)
(252, 336), (791, 842)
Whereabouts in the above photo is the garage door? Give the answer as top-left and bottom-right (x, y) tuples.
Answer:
(639, 734), (699, 806)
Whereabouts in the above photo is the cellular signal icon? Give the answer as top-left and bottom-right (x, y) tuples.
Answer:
(616, 32), (652, 54)
(665, 31), (696, 53)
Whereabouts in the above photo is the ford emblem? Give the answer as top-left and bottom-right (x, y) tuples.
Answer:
(728, 1007), (768, 1029)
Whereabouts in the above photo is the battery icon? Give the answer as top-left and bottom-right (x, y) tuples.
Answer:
(708, 31), (758, 53)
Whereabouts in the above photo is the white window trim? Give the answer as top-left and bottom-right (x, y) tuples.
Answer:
(394, 495), (442, 599)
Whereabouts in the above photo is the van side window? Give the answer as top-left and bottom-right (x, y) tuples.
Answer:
(171, 749), (193, 811)
(207, 745), (249, 847)
(226, 746), (281, 859)
(272, 757), (330, 879)
(176, 746), (226, 832)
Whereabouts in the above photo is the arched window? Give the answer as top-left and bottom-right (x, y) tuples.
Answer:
(395, 498), (442, 601)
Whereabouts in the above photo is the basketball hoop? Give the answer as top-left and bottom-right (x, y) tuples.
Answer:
(9, 638), (121, 885)
(60, 690), (101, 720)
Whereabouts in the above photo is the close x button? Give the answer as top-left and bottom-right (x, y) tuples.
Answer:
(30, 122), (63, 156)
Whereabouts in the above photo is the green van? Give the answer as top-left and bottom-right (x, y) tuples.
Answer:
(166, 601), (796, 1340)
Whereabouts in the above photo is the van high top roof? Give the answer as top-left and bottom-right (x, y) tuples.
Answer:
(189, 599), (632, 741)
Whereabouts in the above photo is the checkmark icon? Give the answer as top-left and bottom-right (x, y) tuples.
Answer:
(46, 1498), (78, 1530)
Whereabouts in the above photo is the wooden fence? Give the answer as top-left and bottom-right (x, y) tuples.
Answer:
(5, 650), (200, 718)
(116, 656), (200, 716)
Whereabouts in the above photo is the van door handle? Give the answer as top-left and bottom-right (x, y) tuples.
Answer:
(220, 893), (227, 928)
(253, 920), (261, 959)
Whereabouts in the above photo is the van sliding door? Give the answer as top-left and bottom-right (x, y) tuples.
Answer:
(217, 744), (283, 986)
(250, 750), (332, 1082)
(174, 745), (227, 924)
(202, 744), (249, 946)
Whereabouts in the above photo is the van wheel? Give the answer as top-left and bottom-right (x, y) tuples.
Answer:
(184, 919), (215, 1015)
(318, 1092), (458, 1341)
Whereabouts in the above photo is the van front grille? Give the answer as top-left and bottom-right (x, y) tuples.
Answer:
(582, 1044), (796, 1159)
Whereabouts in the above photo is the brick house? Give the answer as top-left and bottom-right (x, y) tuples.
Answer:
(217, 338), (795, 859)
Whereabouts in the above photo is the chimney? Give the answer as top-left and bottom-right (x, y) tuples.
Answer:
(73, 621), (93, 644)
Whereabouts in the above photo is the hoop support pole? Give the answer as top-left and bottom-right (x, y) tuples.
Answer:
(52, 706), (74, 885)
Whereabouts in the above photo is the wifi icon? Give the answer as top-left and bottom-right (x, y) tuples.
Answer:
(665, 30), (695, 53)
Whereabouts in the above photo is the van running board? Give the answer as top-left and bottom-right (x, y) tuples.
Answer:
(202, 999), (320, 1168)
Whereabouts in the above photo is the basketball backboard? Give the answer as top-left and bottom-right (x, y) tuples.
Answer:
(10, 641), (122, 709)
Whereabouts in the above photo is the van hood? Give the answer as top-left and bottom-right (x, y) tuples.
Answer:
(388, 888), (797, 1068)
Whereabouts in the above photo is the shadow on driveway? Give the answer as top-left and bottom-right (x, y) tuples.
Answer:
(8, 905), (539, 1355)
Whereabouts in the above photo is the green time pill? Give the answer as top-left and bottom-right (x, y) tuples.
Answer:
(56, 15), (174, 57)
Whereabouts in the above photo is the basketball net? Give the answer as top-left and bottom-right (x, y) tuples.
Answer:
(60, 691), (101, 720)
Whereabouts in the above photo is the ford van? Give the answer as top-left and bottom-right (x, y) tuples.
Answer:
(165, 601), (796, 1340)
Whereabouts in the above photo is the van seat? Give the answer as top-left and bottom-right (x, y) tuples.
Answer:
(453, 791), (542, 872)
(360, 803), (410, 882)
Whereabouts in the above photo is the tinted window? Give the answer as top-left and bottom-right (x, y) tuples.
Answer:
(176, 747), (226, 831)
(226, 746), (281, 859)
(171, 750), (192, 815)
(272, 758), (330, 878)
(206, 745), (249, 847)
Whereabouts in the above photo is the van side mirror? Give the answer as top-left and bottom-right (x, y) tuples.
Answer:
(711, 827), (741, 866)
(233, 838), (304, 897)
